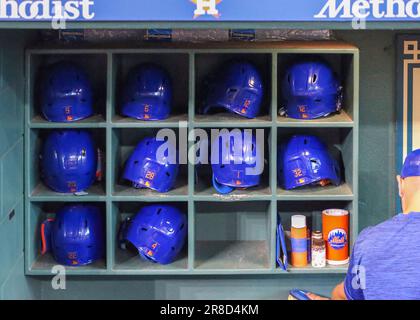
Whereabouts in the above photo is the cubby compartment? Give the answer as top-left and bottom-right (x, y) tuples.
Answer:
(276, 201), (354, 273)
(28, 53), (108, 125)
(112, 53), (189, 125)
(112, 202), (189, 273)
(277, 53), (356, 127)
(194, 128), (272, 199)
(28, 128), (107, 200)
(111, 128), (188, 199)
(194, 201), (271, 270)
(26, 202), (107, 275)
(195, 53), (272, 124)
(276, 127), (354, 200)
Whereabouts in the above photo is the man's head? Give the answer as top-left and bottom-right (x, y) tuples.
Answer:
(397, 149), (420, 213)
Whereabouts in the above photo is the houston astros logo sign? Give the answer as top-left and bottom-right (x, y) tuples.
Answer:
(190, 0), (222, 18)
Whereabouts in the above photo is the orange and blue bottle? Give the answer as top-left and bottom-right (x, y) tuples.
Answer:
(291, 215), (308, 267)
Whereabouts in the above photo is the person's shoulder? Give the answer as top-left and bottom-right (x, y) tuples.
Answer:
(354, 215), (403, 249)
(353, 226), (374, 248)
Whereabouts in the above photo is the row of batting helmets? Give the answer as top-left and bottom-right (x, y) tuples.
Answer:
(39, 129), (341, 195)
(41, 204), (187, 266)
(39, 58), (342, 122)
(123, 131), (342, 194)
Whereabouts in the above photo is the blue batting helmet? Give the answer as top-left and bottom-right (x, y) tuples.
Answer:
(41, 204), (105, 266)
(211, 130), (264, 194)
(281, 60), (342, 120)
(278, 135), (341, 190)
(401, 149), (420, 178)
(123, 136), (179, 193)
(40, 62), (93, 122)
(121, 64), (172, 121)
(40, 130), (98, 193)
(119, 204), (187, 265)
(202, 61), (264, 119)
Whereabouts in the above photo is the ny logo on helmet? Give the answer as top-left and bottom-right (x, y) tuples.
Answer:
(191, 0), (222, 18)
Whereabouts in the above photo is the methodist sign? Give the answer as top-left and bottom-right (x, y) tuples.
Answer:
(1, 0), (420, 22)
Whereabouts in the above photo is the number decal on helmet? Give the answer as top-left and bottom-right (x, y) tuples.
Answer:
(278, 135), (341, 190)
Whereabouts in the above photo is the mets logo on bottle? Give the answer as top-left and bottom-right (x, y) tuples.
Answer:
(327, 228), (348, 250)
(190, 0), (222, 18)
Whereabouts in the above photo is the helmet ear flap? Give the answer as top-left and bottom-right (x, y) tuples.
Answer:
(212, 174), (235, 194)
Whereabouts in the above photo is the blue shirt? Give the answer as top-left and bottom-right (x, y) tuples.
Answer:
(344, 212), (420, 300)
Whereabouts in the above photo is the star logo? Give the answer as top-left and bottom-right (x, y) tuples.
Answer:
(190, 0), (222, 19)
